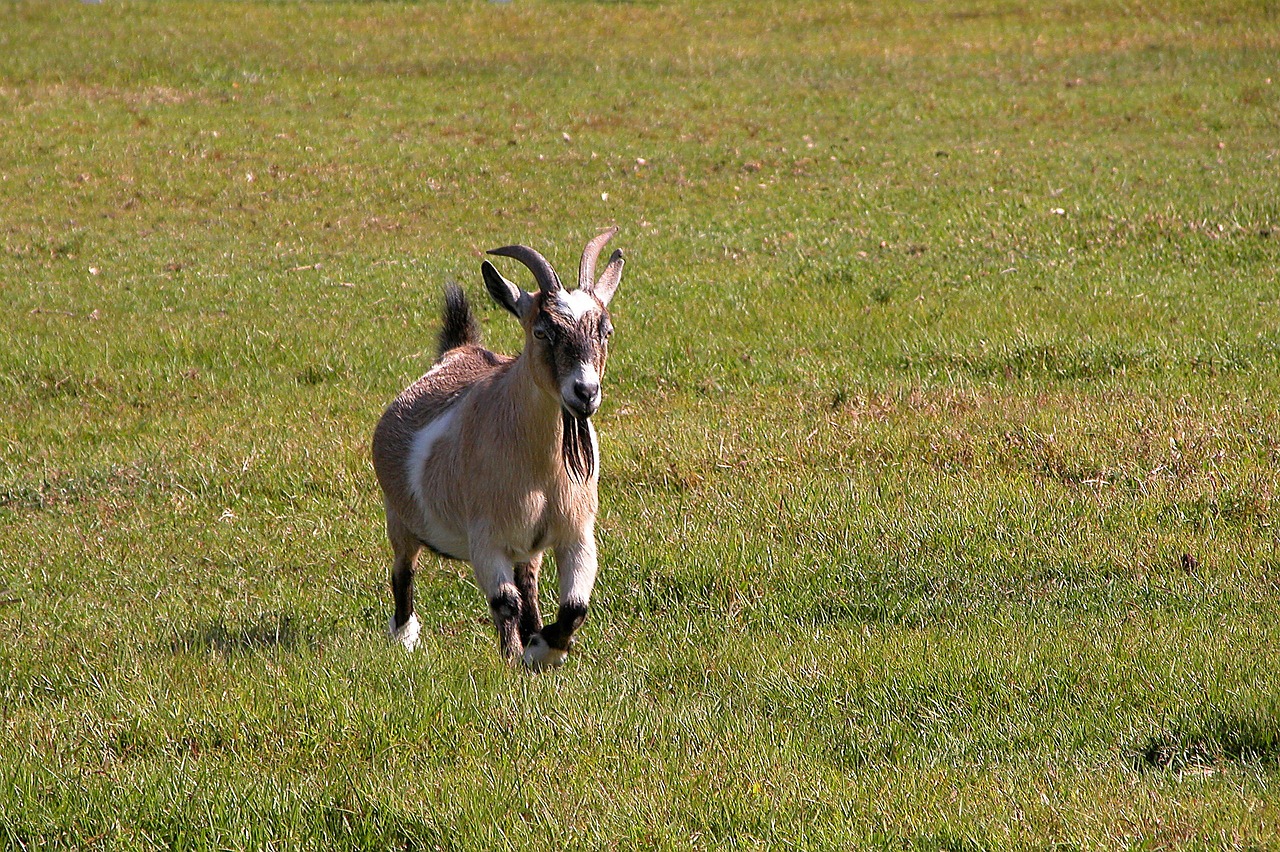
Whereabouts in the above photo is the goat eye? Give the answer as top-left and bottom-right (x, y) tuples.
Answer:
(533, 327), (549, 341)
(601, 322), (613, 339)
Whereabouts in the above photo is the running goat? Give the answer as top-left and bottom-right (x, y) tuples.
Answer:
(371, 228), (625, 670)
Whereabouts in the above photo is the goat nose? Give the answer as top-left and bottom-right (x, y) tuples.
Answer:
(573, 379), (599, 403)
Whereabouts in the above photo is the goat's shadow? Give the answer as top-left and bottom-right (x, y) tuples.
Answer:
(1129, 710), (1280, 773)
(167, 610), (308, 657)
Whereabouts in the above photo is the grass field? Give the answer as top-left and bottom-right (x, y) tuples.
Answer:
(3, 0), (1280, 847)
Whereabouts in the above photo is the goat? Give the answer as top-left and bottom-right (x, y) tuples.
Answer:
(371, 228), (625, 670)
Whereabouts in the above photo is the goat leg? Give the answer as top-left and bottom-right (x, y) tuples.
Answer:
(514, 557), (544, 645)
(522, 538), (597, 671)
(474, 551), (525, 661)
(386, 506), (423, 651)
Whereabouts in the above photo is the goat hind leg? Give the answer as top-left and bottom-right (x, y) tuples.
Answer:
(514, 555), (544, 645)
(385, 506), (423, 651)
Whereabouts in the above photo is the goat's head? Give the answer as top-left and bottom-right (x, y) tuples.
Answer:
(481, 228), (624, 420)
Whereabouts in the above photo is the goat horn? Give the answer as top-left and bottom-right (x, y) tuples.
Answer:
(578, 226), (619, 291)
(486, 245), (562, 295)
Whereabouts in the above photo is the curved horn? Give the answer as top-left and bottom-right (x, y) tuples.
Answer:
(578, 226), (619, 291)
(486, 245), (562, 295)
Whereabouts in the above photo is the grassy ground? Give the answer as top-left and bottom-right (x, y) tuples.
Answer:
(2, 0), (1280, 848)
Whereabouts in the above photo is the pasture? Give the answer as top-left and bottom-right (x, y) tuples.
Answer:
(2, 0), (1279, 847)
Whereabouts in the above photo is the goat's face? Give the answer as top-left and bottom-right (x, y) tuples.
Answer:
(480, 231), (625, 420)
(527, 289), (613, 419)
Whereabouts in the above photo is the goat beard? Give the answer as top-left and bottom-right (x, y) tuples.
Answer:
(561, 408), (595, 484)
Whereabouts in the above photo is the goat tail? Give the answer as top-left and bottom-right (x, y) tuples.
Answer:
(437, 283), (482, 358)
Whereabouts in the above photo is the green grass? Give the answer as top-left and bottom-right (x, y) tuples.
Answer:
(3, 0), (1280, 847)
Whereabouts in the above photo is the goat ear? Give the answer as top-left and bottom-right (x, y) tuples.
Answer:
(589, 249), (624, 306)
(482, 260), (531, 317)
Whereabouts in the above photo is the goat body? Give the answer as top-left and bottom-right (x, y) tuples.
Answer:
(371, 229), (624, 670)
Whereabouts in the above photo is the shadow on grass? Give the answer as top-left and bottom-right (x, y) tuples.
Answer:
(1130, 708), (1280, 773)
(168, 611), (307, 657)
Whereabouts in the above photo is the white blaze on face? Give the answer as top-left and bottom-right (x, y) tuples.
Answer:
(554, 289), (597, 322)
(549, 289), (604, 414)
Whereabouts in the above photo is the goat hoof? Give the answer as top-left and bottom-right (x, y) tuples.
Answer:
(388, 613), (422, 652)
(521, 634), (568, 672)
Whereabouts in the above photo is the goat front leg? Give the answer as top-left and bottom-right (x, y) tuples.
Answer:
(471, 545), (525, 663)
(522, 534), (597, 672)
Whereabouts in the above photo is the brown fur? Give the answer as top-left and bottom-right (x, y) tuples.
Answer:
(372, 295), (600, 555)
(372, 345), (507, 524)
